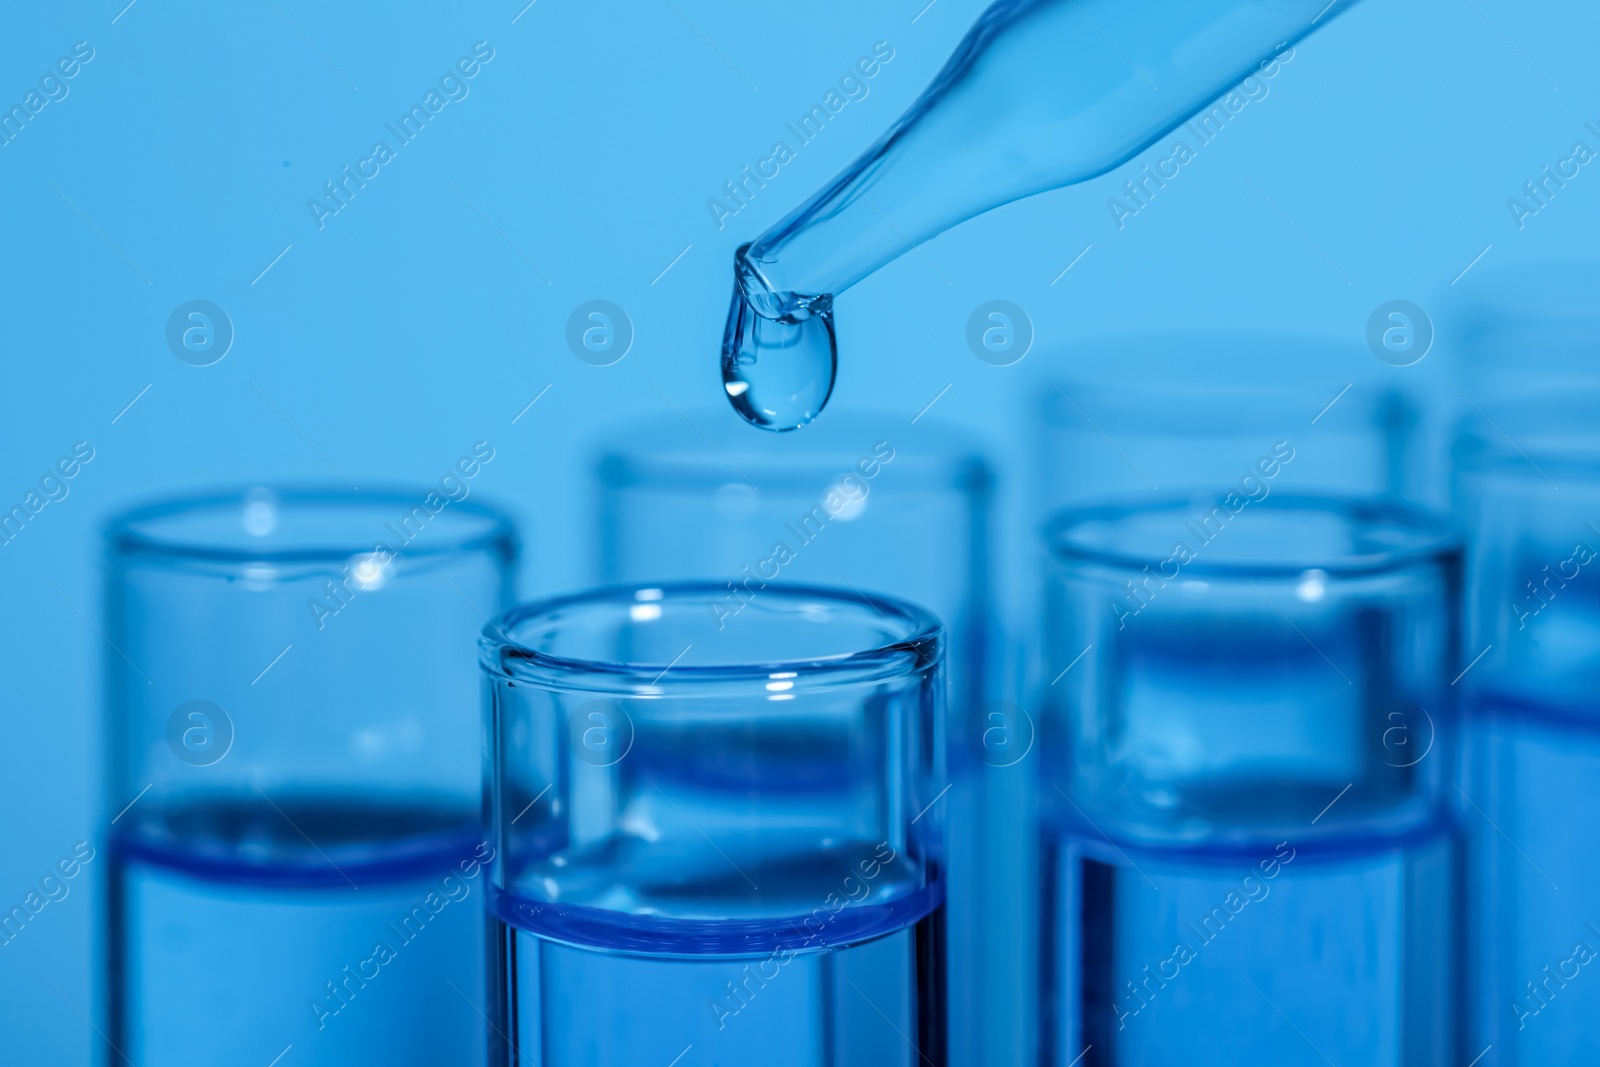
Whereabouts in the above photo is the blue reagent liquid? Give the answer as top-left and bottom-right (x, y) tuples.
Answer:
(1047, 821), (1456, 1066)
(110, 799), (488, 1066)
(491, 835), (943, 1065)
(1465, 694), (1600, 1065)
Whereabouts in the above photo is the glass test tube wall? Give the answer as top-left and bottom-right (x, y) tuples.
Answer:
(1455, 392), (1600, 1062)
(594, 415), (989, 700)
(593, 415), (1017, 1067)
(104, 487), (516, 1065)
(480, 583), (947, 1066)
(1036, 334), (1415, 513)
(1039, 497), (1461, 1066)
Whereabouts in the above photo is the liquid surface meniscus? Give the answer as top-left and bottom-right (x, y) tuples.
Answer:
(491, 832), (944, 1065)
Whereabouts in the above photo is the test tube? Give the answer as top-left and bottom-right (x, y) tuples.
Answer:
(1037, 338), (1415, 511)
(1040, 495), (1460, 1066)
(594, 414), (1015, 1066)
(481, 582), (946, 1066)
(594, 414), (989, 705)
(1454, 391), (1600, 1061)
(105, 486), (516, 1065)
(1445, 259), (1600, 400)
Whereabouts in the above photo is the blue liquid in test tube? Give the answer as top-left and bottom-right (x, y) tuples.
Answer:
(480, 583), (947, 1066)
(1455, 391), (1600, 1062)
(1039, 496), (1462, 1066)
(104, 488), (517, 1065)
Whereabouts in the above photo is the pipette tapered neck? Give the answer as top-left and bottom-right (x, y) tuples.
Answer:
(734, 243), (831, 323)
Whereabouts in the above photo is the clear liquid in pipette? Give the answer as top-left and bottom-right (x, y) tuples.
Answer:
(721, 245), (837, 432)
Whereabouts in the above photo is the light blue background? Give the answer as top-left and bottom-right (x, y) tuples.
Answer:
(2, 0), (1597, 1060)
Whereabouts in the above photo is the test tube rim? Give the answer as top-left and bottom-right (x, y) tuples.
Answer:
(1044, 492), (1460, 580)
(105, 484), (520, 566)
(1451, 389), (1600, 476)
(481, 580), (943, 691)
(1041, 372), (1404, 435)
(592, 412), (994, 494)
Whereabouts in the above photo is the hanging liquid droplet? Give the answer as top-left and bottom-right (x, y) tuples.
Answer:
(721, 246), (837, 432)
